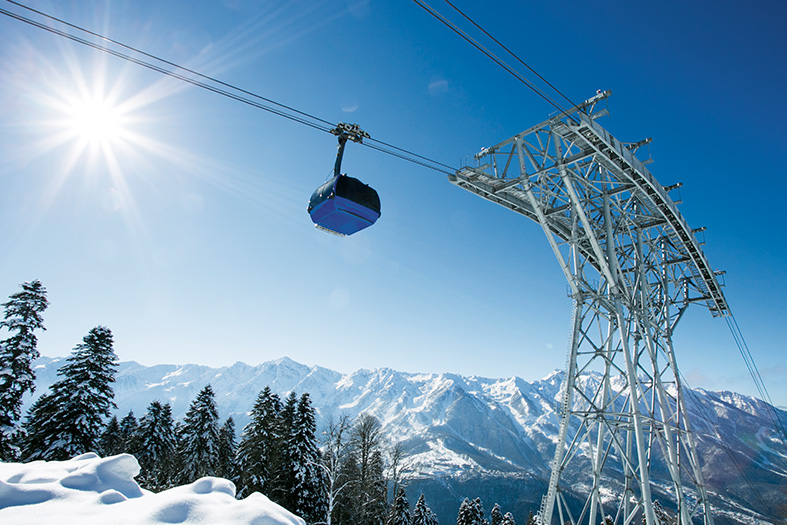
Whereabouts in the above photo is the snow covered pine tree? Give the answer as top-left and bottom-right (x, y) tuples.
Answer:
(391, 486), (412, 525)
(276, 391), (300, 508)
(287, 393), (327, 523)
(237, 387), (282, 498)
(490, 503), (517, 525)
(457, 498), (474, 525)
(491, 503), (503, 525)
(412, 493), (438, 525)
(98, 415), (124, 456)
(118, 410), (140, 454)
(0, 279), (48, 460)
(136, 400), (178, 491)
(216, 416), (238, 483)
(177, 384), (220, 483)
(21, 326), (118, 460)
(457, 497), (487, 525)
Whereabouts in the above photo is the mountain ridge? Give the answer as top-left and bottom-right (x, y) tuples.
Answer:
(28, 355), (787, 524)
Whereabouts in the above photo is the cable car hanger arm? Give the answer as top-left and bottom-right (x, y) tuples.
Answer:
(331, 123), (370, 176)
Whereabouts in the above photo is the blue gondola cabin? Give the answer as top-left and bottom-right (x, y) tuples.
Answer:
(308, 174), (381, 236)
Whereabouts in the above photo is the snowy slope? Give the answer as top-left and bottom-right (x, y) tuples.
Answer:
(0, 453), (305, 524)
(27, 356), (787, 524)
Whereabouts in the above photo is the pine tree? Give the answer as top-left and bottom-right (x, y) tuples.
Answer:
(490, 504), (503, 525)
(19, 392), (59, 459)
(526, 510), (537, 525)
(275, 391), (299, 507)
(413, 494), (438, 525)
(178, 384), (220, 483)
(474, 498), (487, 525)
(216, 417), (238, 482)
(651, 501), (677, 525)
(236, 387), (282, 498)
(21, 326), (118, 460)
(118, 410), (140, 454)
(457, 498), (474, 525)
(392, 486), (412, 525)
(170, 420), (186, 482)
(367, 448), (388, 525)
(136, 400), (178, 491)
(333, 446), (362, 525)
(98, 415), (123, 456)
(0, 279), (48, 459)
(288, 393), (327, 523)
(388, 440), (411, 524)
(457, 498), (486, 525)
(501, 512), (516, 525)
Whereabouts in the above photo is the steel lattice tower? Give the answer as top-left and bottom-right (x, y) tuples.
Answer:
(450, 91), (727, 525)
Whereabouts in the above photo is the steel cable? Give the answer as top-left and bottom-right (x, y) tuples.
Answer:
(411, 0), (579, 122)
(0, 1), (457, 176)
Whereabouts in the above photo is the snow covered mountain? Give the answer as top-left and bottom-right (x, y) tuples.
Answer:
(29, 356), (787, 524)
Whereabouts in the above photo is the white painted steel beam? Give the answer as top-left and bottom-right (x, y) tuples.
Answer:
(450, 94), (722, 525)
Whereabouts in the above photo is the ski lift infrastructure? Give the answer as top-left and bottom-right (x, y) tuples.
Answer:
(1, 2), (784, 524)
(307, 123), (381, 236)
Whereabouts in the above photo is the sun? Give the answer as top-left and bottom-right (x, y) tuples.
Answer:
(27, 53), (146, 168)
(65, 94), (125, 147)
(41, 83), (140, 187)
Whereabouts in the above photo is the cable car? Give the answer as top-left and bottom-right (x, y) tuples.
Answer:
(308, 174), (381, 236)
(308, 124), (380, 236)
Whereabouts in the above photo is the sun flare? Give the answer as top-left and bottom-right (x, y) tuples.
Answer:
(66, 95), (124, 146)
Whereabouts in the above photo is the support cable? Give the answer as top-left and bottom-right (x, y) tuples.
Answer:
(410, 0), (578, 122)
(0, 1), (457, 176)
(438, 0), (580, 111)
(0, 5), (333, 133)
(725, 312), (787, 445)
(6, 0), (782, 416)
(417, 0), (787, 488)
(362, 140), (455, 175)
(7, 3), (786, 519)
(3, 0), (338, 130)
(680, 373), (777, 520)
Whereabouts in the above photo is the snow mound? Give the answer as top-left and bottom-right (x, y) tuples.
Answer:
(0, 453), (305, 525)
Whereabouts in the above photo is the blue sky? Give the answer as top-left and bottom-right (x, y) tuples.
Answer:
(1, 0), (785, 405)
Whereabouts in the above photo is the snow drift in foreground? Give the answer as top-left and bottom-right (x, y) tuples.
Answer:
(0, 453), (305, 525)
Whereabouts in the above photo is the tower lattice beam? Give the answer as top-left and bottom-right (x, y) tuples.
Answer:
(450, 91), (724, 524)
